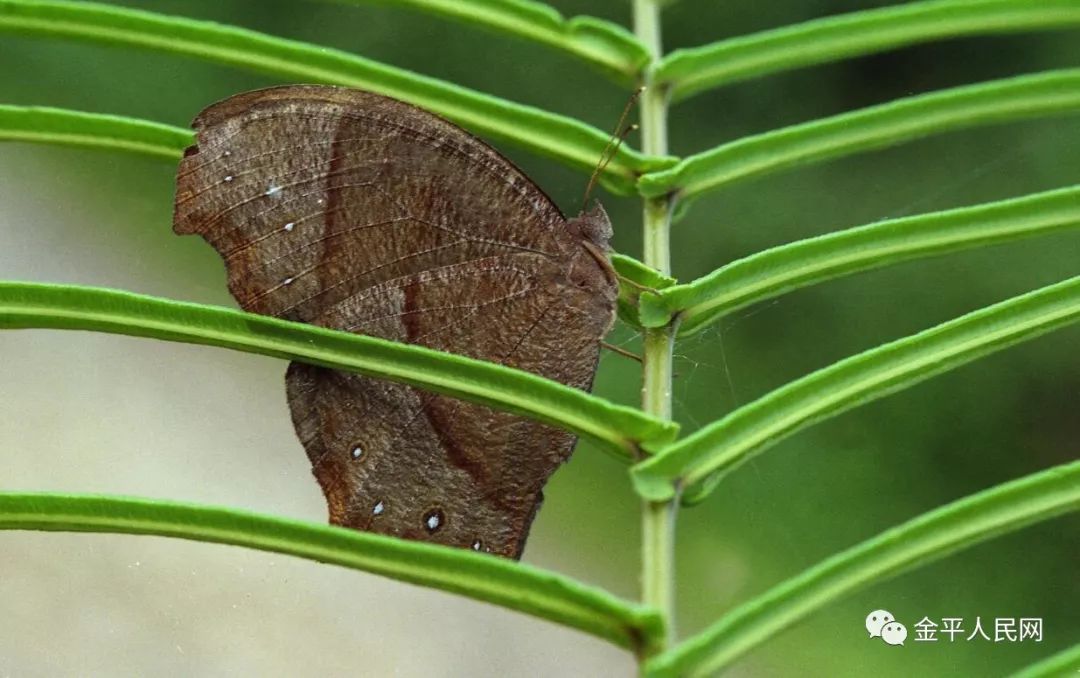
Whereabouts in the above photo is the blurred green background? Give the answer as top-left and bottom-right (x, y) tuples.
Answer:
(1, 1), (1077, 675)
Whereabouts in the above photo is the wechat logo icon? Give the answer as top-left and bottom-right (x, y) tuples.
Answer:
(866, 609), (907, 646)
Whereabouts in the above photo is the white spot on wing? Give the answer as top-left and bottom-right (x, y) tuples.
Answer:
(351, 445), (363, 459)
(265, 185), (282, 196)
(224, 175), (233, 183)
(372, 501), (385, 516)
(283, 222), (295, 232)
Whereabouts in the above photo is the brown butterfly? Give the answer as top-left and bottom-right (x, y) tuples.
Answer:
(173, 85), (618, 558)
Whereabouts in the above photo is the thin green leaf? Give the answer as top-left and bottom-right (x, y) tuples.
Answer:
(639, 69), (1080, 199)
(0, 492), (663, 652)
(611, 253), (677, 292)
(640, 186), (1080, 334)
(1010, 643), (1080, 678)
(312, 0), (649, 82)
(631, 276), (1080, 502)
(611, 252), (677, 329)
(655, 0), (1080, 101)
(0, 104), (192, 158)
(0, 0), (673, 193)
(0, 283), (678, 458)
(644, 459), (1080, 677)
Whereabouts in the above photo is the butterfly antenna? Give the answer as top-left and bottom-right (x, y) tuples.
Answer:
(583, 86), (646, 207)
(582, 124), (640, 207)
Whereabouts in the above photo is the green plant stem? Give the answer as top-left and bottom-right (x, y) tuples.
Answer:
(641, 326), (678, 644)
(635, 0), (678, 655)
(643, 197), (673, 278)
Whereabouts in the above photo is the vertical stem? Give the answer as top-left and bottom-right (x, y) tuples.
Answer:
(640, 326), (677, 640)
(634, 0), (678, 653)
(642, 196), (672, 275)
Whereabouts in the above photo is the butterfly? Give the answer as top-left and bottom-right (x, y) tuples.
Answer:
(173, 85), (618, 558)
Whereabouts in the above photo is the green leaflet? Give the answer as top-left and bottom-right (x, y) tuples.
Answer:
(311, 0), (650, 82)
(0, 0), (674, 193)
(0, 105), (191, 158)
(639, 69), (1080, 200)
(641, 185), (1080, 334)
(0, 283), (678, 458)
(632, 276), (1080, 503)
(611, 252), (678, 329)
(645, 459), (1080, 676)
(655, 0), (1080, 101)
(0, 493), (664, 653)
(611, 253), (678, 293)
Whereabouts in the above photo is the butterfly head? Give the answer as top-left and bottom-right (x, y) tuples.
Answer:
(565, 202), (619, 304)
(569, 201), (613, 250)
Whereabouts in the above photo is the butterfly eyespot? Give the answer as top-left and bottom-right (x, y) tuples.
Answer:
(422, 508), (445, 533)
(350, 445), (364, 460)
(372, 500), (385, 516)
